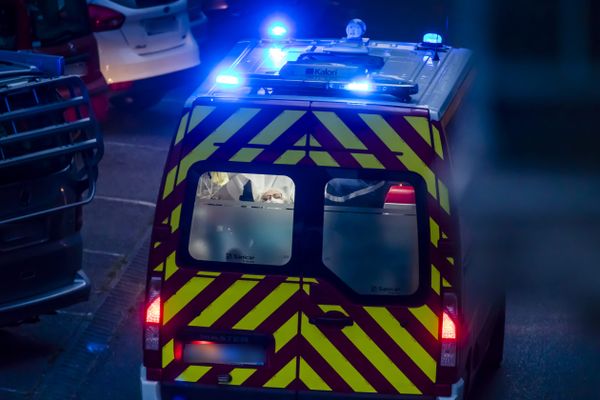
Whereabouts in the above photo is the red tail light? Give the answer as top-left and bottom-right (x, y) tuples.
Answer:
(440, 292), (458, 368)
(146, 296), (161, 324)
(441, 312), (457, 340)
(88, 4), (125, 32)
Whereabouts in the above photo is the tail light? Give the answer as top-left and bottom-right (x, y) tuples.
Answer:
(88, 4), (125, 32)
(108, 81), (134, 92)
(144, 277), (162, 351)
(440, 292), (458, 367)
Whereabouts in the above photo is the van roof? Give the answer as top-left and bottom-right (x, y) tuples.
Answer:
(188, 38), (472, 121)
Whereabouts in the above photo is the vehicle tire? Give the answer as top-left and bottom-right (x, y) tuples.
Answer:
(109, 91), (164, 111)
(484, 297), (506, 370)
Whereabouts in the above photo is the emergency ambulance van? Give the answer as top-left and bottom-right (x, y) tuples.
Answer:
(141, 22), (505, 400)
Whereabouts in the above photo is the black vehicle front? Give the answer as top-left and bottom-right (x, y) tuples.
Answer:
(0, 51), (103, 326)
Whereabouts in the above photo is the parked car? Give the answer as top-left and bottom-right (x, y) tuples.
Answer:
(0, 0), (110, 121)
(88, 0), (203, 110)
(0, 51), (103, 326)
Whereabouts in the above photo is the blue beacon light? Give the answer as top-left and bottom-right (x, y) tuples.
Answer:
(216, 72), (241, 86)
(269, 23), (288, 38)
(423, 33), (443, 44)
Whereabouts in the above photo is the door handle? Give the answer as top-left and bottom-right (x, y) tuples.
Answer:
(309, 311), (353, 328)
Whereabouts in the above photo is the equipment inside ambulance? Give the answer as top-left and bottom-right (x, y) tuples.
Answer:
(141, 19), (504, 400)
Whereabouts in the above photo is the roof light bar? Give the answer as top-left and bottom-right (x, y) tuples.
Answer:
(345, 81), (372, 92)
(216, 72), (241, 86)
(423, 33), (443, 45)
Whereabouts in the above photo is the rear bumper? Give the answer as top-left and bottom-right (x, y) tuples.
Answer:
(95, 32), (200, 85)
(140, 368), (464, 400)
(0, 270), (90, 326)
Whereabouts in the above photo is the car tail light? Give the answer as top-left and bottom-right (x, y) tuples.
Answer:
(108, 81), (134, 92)
(144, 277), (162, 351)
(440, 292), (458, 367)
(88, 4), (125, 32)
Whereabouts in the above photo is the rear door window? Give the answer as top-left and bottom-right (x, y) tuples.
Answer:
(27, 0), (90, 47)
(322, 179), (420, 296)
(189, 171), (295, 266)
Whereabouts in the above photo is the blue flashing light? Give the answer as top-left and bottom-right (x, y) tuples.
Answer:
(216, 72), (241, 86)
(266, 47), (288, 69)
(269, 24), (288, 38)
(423, 33), (443, 44)
(345, 81), (372, 92)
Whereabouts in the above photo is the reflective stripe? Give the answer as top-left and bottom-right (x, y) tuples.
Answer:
(162, 339), (175, 368)
(341, 317), (422, 394)
(365, 307), (437, 382)
(170, 204), (181, 233)
(432, 125), (444, 159)
(352, 153), (385, 169)
(174, 112), (190, 145)
(153, 262), (164, 272)
(314, 111), (367, 150)
(438, 179), (450, 214)
(430, 218), (440, 247)
(228, 368), (257, 385)
(404, 116), (431, 146)
(274, 150), (305, 165)
(249, 110), (306, 145)
(263, 357), (297, 388)
(230, 147), (263, 162)
(310, 151), (339, 167)
(189, 280), (259, 327)
(176, 108), (261, 185)
(163, 277), (215, 324)
(431, 265), (441, 295)
(301, 314), (376, 393)
(360, 113), (437, 199)
(233, 283), (298, 330)
(241, 274), (265, 280)
(162, 166), (177, 199)
(165, 251), (178, 281)
(300, 357), (332, 391)
(309, 135), (322, 147)
(409, 305), (439, 340)
(273, 314), (300, 352)
(187, 106), (216, 135)
(176, 366), (211, 382)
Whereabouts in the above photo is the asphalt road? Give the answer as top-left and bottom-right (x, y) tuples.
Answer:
(2, 45), (600, 400)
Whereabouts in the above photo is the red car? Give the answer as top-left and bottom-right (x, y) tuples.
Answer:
(0, 0), (109, 121)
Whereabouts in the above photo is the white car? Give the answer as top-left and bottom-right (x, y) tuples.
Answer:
(87, 0), (204, 109)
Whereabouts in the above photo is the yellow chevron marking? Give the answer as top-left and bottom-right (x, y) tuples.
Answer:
(365, 307), (437, 382)
(430, 218), (440, 247)
(443, 278), (451, 287)
(230, 147), (264, 162)
(162, 217), (168, 224)
(301, 314), (376, 393)
(274, 150), (305, 165)
(263, 357), (297, 388)
(234, 283), (298, 330)
(189, 279), (259, 327)
(153, 262), (164, 272)
(227, 368), (257, 385)
(165, 251), (178, 281)
(174, 112), (190, 145)
(309, 135), (322, 147)
(176, 366), (211, 382)
(360, 114), (437, 199)
(294, 136), (307, 147)
(341, 315), (422, 394)
(249, 110), (306, 145)
(432, 125), (444, 159)
(187, 106), (217, 135)
(438, 179), (450, 215)
(431, 265), (441, 295)
(162, 166), (178, 199)
(241, 274), (265, 280)
(310, 151), (339, 167)
(170, 204), (182, 233)
(300, 357), (332, 391)
(273, 314), (300, 352)
(352, 153), (385, 169)
(163, 277), (215, 324)
(314, 111), (367, 150)
(404, 116), (431, 146)
(409, 305), (439, 340)
(196, 271), (221, 277)
(153, 241), (161, 249)
(447, 257), (455, 266)
(177, 108), (261, 185)
(162, 339), (174, 368)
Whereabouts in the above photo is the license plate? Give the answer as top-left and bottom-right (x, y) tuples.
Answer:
(64, 62), (88, 77)
(144, 16), (177, 36)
